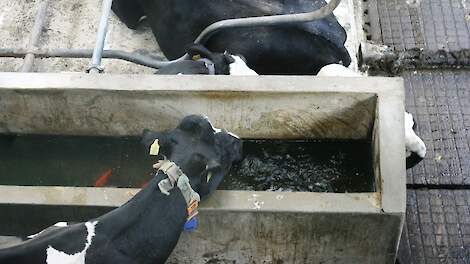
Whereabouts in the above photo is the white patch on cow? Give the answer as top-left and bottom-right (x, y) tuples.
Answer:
(211, 125), (222, 134)
(316, 64), (362, 77)
(138, 15), (147, 23)
(227, 132), (240, 139)
(46, 221), (98, 264)
(229, 55), (258, 76)
(27, 222), (68, 239)
(54, 222), (68, 227)
(26, 233), (39, 239)
(203, 115), (240, 139)
(404, 112), (426, 158)
(203, 115), (221, 133)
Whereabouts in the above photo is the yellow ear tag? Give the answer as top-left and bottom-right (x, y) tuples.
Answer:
(206, 171), (212, 183)
(149, 139), (160, 156)
(192, 54), (201, 61)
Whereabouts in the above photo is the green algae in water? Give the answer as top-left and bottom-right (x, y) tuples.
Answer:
(0, 135), (374, 193)
(219, 139), (375, 192)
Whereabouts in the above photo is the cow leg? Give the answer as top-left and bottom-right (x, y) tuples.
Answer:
(111, 0), (145, 29)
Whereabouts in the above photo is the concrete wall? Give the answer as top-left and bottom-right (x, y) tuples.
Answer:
(0, 188), (397, 263)
(0, 73), (377, 138)
(0, 202), (401, 264)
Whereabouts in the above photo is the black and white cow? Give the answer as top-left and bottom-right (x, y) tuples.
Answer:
(317, 64), (427, 169)
(156, 44), (258, 75)
(111, 0), (351, 75)
(0, 115), (242, 264)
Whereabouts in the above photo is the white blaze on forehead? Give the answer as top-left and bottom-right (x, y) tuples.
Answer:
(404, 112), (426, 158)
(46, 221), (98, 264)
(229, 55), (258, 76)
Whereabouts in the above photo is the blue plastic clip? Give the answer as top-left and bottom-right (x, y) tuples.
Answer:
(184, 217), (198, 232)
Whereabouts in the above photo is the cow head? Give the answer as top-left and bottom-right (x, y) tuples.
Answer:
(142, 115), (242, 198)
(186, 44), (258, 75)
(186, 44), (234, 75)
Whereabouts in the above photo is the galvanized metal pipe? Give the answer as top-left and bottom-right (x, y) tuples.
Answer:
(174, 0), (341, 60)
(0, 48), (170, 69)
(193, 0), (341, 44)
(1, 0), (341, 71)
(21, 0), (49, 72)
(89, 0), (114, 73)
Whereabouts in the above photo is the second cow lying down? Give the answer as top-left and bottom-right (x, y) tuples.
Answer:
(112, 0), (351, 75)
(0, 115), (242, 264)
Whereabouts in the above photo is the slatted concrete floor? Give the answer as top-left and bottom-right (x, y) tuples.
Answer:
(404, 190), (470, 264)
(398, 70), (470, 264)
(367, 0), (470, 52)
(367, 0), (470, 263)
(404, 70), (470, 186)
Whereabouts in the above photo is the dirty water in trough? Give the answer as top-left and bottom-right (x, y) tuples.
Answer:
(0, 135), (375, 193)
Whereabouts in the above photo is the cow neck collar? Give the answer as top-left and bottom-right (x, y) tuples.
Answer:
(153, 159), (200, 221)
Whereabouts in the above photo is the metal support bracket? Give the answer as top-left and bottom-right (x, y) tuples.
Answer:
(88, 0), (113, 74)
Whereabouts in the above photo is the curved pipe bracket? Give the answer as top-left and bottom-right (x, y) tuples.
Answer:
(174, 0), (341, 62)
(194, 0), (341, 44)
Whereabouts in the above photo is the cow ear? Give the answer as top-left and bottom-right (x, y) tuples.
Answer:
(186, 44), (214, 60)
(141, 129), (168, 155)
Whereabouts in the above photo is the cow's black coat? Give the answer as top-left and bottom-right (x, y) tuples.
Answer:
(112, 0), (351, 75)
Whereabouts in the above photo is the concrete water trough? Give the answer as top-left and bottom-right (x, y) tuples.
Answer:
(0, 73), (405, 263)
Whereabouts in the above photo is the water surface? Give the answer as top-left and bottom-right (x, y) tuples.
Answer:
(0, 135), (374, 192)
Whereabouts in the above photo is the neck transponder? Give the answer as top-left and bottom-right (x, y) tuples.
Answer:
(154, 160), (201, 205)
(154, 159), (201, 229)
